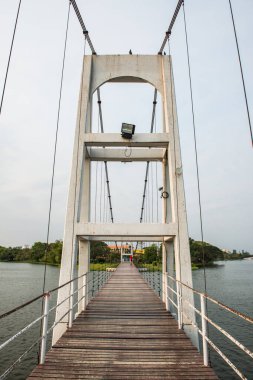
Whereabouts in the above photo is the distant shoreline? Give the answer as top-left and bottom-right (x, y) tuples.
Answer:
(0, 260), (60, 266)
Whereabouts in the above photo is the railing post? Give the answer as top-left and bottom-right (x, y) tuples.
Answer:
(165, 272), (169, 311)
(69, 279), (75, 328)
(40, 292), (50, 364)
(200, 293), (209, 366)
(158, 270), (161, 298)
(91, 271), (94, 298)
(176, 280), (182, 329)
(82, 274), (87, 311)
(98, 270), (100, 291)
(86, 272), (90, 303)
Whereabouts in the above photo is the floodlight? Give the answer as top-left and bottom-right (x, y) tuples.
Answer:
(121, 123), (135, 139)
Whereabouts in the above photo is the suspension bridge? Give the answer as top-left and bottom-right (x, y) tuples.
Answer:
(0, 1), (253, 379)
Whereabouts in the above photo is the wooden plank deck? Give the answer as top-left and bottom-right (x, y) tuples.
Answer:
(28, 263), (218, 379)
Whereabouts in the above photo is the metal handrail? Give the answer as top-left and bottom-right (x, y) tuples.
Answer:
(139, 268), (253, 378)
(0, 314), (44, 352)
(0, 266), (114, 380)
(165, 273), (253, 379)
(0, 271), (88, 321)
(166, 274), (253, 325)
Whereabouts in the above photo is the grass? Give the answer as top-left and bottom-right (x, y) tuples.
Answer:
(136, 263), (162, 272)
(90, 263), (119, 271)
(136, 262), (202, 271)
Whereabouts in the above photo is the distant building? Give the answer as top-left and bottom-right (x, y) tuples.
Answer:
(233, 249), (237, 254)
(108, 245), (144, 262)
(108, 244), (132, 262)
(222, 249), (231, 254)
(108, 245), (121, 252)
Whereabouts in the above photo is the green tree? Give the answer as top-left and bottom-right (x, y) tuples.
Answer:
(189, 238), (224, 266)
(43, 240), (63, 264)
(31, 242), (47, 262)
(15, 247), (31, 261)
(143, 244), (160, 264)
(0, 246), (22, 261)
(90, 241), (111, 263)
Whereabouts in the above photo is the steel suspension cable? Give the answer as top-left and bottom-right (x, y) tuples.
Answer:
(103, 169), (107, 222)
(94, 111), (100, 222)
(182, 3), (211, 363)
(69, 35), (87, 304)
(182, 2), (207, 292)
(158, 0), (183, 54)
(94, 165), (99, 221)
(140, 163), (150, 223)
(139, 90), (157, 224)
(228, 0), (253, 147)
(151, 162), (154, 222)
(154, 114), (159, 223)
(97, 88), (115, 225)
(38, 2), (71, 364)
(99, 162), (103, 222)
(147, 169), (150, 223)
(167, 40), (182, 284)
(0, 0), (22, 117)
(42, 2), (71, 294)
(68, 0), (116, 244)
(70, 0), (96, 54)
(97, 88), (118, 249)
(136, 90), (158, 249)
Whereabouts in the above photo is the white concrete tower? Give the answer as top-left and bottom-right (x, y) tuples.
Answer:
(52, 55), (197, 346)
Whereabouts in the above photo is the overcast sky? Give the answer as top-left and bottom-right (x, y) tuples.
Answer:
(0, 0), (252, 252)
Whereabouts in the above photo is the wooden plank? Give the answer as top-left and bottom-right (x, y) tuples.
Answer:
(28, 263), (218, 379)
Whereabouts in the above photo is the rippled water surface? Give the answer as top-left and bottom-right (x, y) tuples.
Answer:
(193, 260), (253, 379)
(0, 260), (253, 379)
(0, 263), (59, 379)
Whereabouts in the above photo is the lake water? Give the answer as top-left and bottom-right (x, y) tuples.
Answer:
(0, 260), (253, 379)
(193, 260), (253, 379)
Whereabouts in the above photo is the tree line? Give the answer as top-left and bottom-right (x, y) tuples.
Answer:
(0, 241), (120, 265)
(0, 241), (63, 265)
(0, 238), (251, 266)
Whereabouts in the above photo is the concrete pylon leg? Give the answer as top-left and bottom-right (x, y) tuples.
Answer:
(52, 58), (92, 346)
(78, 240), (90, 313)
(52, 237), (78, 345)
(161, 56), (198, 347)
(163, 241), (174, 310)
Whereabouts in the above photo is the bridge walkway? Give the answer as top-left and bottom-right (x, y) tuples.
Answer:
(28, 263), (218, 379)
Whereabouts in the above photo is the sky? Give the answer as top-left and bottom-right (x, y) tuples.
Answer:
(0, 0), (252, 252)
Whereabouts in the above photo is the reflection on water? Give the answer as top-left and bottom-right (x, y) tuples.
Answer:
(0, 260), (253, 379)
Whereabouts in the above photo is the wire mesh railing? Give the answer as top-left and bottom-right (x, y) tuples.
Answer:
(135, 262), (162, 298)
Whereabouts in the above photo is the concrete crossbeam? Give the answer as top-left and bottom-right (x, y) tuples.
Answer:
(87, 147), (166, 161)
(76, 223), (177, 239)
(83, 133), (170, 147)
